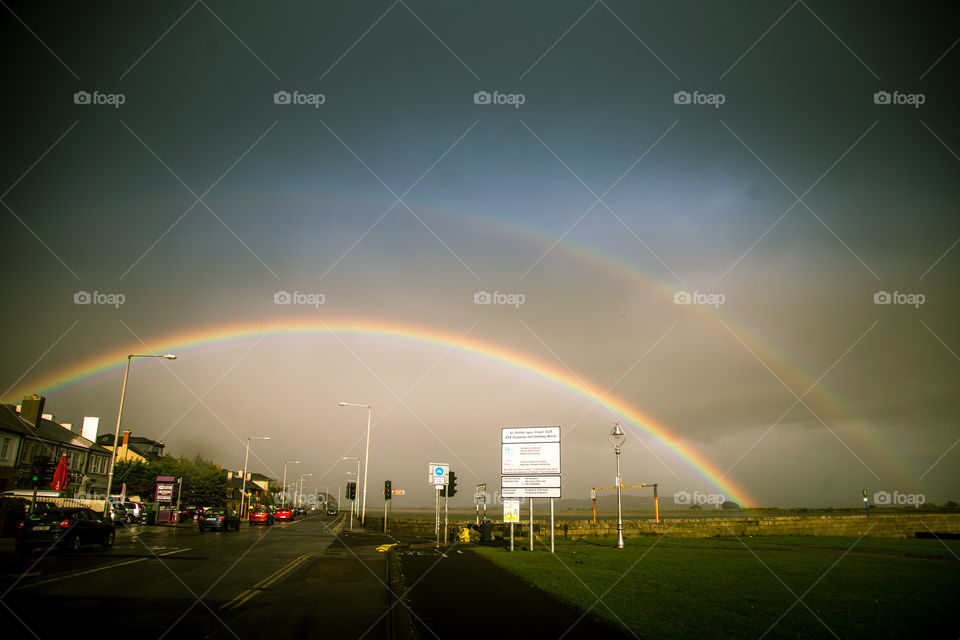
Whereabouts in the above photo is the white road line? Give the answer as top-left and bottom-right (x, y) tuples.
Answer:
(14, 547), (190, 590)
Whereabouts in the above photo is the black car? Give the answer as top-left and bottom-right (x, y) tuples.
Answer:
(198, 507), (240, 532)
(326, 508), (337, 516)
(16, 507), (115, 554)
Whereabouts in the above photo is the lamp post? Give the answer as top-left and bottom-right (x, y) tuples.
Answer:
(297, 473), (312, 510)
(240, 436), (270, 517)
(610, 421), (626, 548)
(338, 402), (372, 526)
(103, 353), (177, 518)
(282, 460), (300, 508)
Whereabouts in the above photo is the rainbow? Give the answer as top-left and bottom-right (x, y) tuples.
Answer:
(3, 318), (758, 506)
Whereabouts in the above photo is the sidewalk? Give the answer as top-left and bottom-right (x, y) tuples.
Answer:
(394, 540), (635, 639)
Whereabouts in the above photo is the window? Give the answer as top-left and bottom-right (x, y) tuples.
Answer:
(0, 437), (10, 461)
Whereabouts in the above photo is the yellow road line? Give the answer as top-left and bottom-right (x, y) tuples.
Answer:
(220, 553), (311, 611)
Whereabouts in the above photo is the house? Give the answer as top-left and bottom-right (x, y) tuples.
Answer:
(4, 396), (112, 497)
(0, 405), (30, 492)
(96, 429), (165, 463)
(225, 470), (273, 513)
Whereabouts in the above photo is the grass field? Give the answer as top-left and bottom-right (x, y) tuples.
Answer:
(471, 535), (960, 639)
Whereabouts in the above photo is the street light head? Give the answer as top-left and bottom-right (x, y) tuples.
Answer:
(163, 354), (177, 360)
(337, 402), (347, 406)
(609, 421), (626, 447)
(286, 460), (300, 464)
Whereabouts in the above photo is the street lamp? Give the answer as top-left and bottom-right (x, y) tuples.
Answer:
(610, 421), (626, 549)
(342, 457), (360, 527)
(240, 436), (270, 517)
(103, 353), (177, 518)
(297, 473), (312, 509)
(282, 460), (300, 508)
(338, 402), (372, 526)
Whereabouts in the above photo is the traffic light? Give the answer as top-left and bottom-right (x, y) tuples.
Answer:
(446, 471), (457, 497)
(30, 458), (43, 486)
(347, 482), (356, 500)
(384, 480), (392, 500)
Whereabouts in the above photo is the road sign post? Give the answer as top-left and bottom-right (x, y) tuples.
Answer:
(501, 427), (561, 553)
(504, 499), (520, 552)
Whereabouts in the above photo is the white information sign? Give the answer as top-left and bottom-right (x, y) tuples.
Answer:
(502, 486), (561, 498)
(503, 499), (521, 523)
(428, 463), (449, 485)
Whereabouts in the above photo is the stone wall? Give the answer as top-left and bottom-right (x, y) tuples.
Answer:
(367, 513), (960, 540)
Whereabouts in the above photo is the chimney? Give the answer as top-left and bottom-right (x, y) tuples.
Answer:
(81, 417), (99, 442)
(61, 422), (72, 431)
(122, 429), (131, 446)
(19, 395), (45, 428)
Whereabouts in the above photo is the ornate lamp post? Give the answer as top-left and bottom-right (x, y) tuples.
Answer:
(609, 421), (626, 548)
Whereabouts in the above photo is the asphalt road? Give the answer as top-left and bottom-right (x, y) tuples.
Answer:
(0, 513), (400, 640)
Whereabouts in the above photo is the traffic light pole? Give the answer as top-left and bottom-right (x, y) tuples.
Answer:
(444, 490), (449, 544)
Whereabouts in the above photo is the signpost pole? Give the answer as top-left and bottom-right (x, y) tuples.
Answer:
(550, 497), (555, 553)
(435, 487), (440, 544)
(444, 488), (449, 544)
(529, 498), (534, 551)
(510, 523), (514, 552)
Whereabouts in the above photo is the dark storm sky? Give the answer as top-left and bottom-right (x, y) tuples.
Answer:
(2, 1), (958, 507)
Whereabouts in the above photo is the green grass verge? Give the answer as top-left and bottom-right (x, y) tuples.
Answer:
(471, 536), (960, 639)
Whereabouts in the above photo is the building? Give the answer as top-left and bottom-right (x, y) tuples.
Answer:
(96, 429), (166, 463)
(3, 397), (112, 497)
(0, 405), (30, 492)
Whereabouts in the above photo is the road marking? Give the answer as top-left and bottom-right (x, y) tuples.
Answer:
(376, 543), (397, 553)
(14, 547), (190, 590)
(219, 553), (311, 611)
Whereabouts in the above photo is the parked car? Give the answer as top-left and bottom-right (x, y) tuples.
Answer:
(249, 507), (274, 525)
(177, 505), (197, 522)
(16, 507), (115, 554)
(122, 502), (144, 523)
(274, 507), (293, 521)
(326, 508), (337, 516)
(109, 504), (128, 524)
(198, 507), (240, 532)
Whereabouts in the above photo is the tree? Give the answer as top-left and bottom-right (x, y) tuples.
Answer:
(110, 455), (226, 506)
(721, 500), (741, 510)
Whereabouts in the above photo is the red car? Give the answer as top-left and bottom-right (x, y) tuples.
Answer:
(274, 508), (293, 521)
(249, 507), (274, 525)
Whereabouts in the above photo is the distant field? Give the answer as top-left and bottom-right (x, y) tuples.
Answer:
(471, 536), (960, 639)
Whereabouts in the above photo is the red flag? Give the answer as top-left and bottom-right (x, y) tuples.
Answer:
(51, 454), (69, 491)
